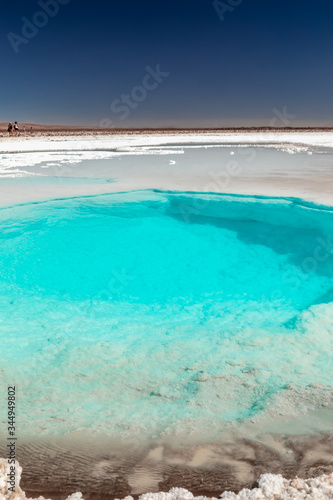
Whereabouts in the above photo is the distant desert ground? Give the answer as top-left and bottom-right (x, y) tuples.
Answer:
(2, 123), (333, 138)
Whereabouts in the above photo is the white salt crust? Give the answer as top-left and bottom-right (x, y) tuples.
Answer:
(2, 459), (333, 500)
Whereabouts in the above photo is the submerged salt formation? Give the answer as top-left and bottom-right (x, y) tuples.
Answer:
(1, 192), (333, 439)
(2, 458), (333, 500)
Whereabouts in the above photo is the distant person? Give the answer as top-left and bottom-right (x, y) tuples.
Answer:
(8, 122), (13, 136)
(30, 127), (33, 135)
(14, 121), (19, 135)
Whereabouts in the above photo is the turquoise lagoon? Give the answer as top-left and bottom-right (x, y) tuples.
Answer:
(0, 189), (333, 442)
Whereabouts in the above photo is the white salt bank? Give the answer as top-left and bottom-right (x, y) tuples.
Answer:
(1, 459), (333, 500)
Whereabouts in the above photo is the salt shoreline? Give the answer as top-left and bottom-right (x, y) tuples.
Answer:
(1, 129), (333, 151)
(2, 458), (333, 500)
(0, 131), (333, 207)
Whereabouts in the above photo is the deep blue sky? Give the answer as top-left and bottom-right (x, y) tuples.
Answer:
(2, 0), (333, 127)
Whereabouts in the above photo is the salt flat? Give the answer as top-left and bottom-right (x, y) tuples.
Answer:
(0, 131), (332, 207)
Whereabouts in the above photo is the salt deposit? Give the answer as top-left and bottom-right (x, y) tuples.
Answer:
(2, 459), (333, 500)
(1, 131), (333, 207)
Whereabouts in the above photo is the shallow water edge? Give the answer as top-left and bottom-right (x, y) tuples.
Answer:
(1, 428), (333, 499)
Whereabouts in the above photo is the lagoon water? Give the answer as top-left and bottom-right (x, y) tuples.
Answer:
(0, 189), (333, 441)
(0, 140), (333, 497)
